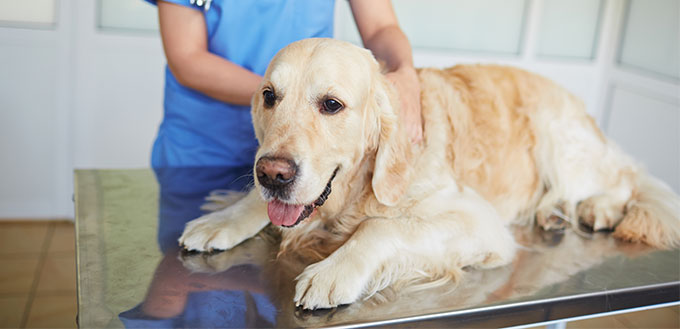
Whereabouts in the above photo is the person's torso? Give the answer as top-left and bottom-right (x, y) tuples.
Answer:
(155, 0), (336, 167)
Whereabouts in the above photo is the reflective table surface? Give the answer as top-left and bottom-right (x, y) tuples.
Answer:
(74, 168), (680, 328)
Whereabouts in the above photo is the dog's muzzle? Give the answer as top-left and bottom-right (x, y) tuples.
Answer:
(266, 168), (339, 227)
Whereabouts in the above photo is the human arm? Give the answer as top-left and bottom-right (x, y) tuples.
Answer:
(157, 1), (261, 106)
(349, 0), (423, 143)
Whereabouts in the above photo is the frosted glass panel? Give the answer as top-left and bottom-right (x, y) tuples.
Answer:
(619, 0), (679, 80)
(0, 0), (56, 26)
(99, 0), (159, 32)
(606, 87), (680, 192)
(335, 0), (527, 55)
(396, 0), (526, 54)
(537, 0), (602, 59)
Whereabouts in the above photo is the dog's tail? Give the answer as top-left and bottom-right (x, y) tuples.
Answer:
(613, 172), (680, 249)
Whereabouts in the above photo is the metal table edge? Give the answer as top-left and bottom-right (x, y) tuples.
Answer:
(325, 281), (680, 328)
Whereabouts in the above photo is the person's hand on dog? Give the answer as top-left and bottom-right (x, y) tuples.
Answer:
(349, 0), (422, 143)
(386, 66), (423, 144)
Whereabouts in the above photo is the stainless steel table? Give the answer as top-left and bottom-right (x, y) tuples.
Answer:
(74, 168), (680, 328)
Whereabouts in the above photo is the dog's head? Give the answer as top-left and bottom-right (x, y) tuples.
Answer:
(251, 38), (412, 228)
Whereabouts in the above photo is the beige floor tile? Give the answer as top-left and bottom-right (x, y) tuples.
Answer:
(615, 306), (680, 329)
(671, 305), (680, 315)
(0, 259), (40, 294)
(48, 222), (75, 255)
(35, 256), (76, 295)
(0, 295), (28, 328)
(25, 295), (77, 329)
(0, 222), (49, 256)
(567, 314), (628, 328)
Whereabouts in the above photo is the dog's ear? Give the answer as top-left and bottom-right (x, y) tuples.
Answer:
(370, 79), (413, 207)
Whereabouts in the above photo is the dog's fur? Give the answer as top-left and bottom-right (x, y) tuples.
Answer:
(179, 38), (680, 310)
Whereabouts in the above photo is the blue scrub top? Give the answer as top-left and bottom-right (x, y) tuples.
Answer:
(145, 0), (336, 167)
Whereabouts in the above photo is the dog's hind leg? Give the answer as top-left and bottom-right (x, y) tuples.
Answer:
(576, 177), (634, 231)
(529, 92), (636, 231)
(536, 134), (641, 237)
(535, 161), (636, 233)
(532, 95), (679, 248)
(570, 158), (680, 249)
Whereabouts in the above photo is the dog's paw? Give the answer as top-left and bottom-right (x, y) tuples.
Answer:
(577, 196), (624, 231)
(179, 213), (244, 252)
(293, 258), (368, 310)
(536, 202), (571, 231)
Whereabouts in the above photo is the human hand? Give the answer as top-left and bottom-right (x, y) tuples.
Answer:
(386, 66), (423, 143)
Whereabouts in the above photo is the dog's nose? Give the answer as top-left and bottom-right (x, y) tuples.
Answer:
(256, 156), (297, 190)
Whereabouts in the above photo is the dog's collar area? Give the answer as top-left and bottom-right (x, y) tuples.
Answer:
(282, 167), (339, 228)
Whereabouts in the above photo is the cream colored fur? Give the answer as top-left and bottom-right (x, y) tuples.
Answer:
(178, 38), (680, 310)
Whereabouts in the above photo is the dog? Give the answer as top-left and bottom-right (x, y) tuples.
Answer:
(178, 38), (680, 310)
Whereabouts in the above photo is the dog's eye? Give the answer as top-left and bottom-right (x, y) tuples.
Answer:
(263, 89), (276, 108)
(321, 98), (344, 114)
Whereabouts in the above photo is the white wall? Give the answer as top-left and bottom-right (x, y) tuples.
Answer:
(0, 0), (165, 219)
(70, 1), (165, 169)
(0, 0), (678, 219)
(1, 0), (71, 219)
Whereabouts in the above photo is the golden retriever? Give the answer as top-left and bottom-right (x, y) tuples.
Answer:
(178, 38), (680, 310)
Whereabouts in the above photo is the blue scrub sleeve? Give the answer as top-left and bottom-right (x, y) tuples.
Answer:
(142, 0), (199, 10)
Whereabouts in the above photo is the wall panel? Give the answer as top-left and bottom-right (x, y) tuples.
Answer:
(0, 0), (57, 27)
(606, 86), (679, 192)
(335, 0), (527, 55)
(618, 0), (679, 80)
(537, 0), (602, 59)
(99, 0), (158, 32)
(0, 44), (60, 216)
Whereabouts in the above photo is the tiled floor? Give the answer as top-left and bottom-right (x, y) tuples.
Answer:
(0, 221), (76, 329)
(0, 221), (678, 329)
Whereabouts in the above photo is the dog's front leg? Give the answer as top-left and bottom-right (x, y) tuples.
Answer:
(179, 189), (269, 252)
(293, 217), (391, 310)
(294, 207), (516, 309)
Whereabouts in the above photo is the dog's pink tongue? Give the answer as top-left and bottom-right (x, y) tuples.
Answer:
(267, 200), (305, 226)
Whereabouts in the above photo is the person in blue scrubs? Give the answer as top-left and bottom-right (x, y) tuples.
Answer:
(148, 0), (422, 168)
